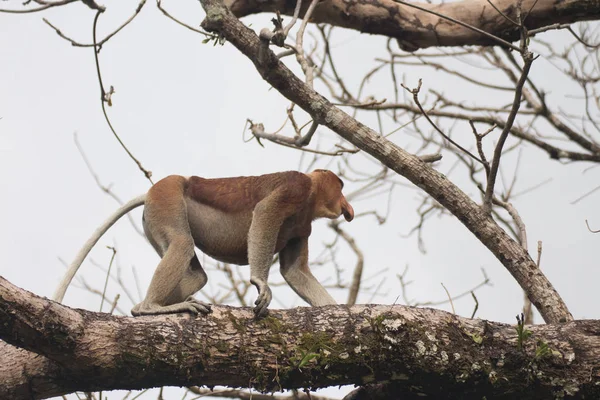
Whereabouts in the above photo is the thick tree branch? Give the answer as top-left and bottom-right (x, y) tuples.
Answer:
(199, 0), (572, 324)
(224, 0), (600, 50)
(0, 277), (599, 399)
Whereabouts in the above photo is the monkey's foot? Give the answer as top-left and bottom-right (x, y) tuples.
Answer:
(131, 298), (212, 316)
(184, 296), (212, 314)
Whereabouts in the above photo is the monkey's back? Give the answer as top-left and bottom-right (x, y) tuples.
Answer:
(184, 171), (311, 213)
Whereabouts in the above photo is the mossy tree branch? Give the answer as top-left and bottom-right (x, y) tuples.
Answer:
(0, 277), (598, 399)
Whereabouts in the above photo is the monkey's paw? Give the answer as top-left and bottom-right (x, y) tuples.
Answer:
(252, 282), (272, 318)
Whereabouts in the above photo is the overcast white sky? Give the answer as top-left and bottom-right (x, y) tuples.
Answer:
(1, 1), (598, 399)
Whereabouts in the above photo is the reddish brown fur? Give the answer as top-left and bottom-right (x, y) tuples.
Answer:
(184, 171), (312, 214)
(309, 170), (354, 222)
(144, 175), (187, 216)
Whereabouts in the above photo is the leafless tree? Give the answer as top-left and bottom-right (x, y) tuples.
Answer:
(1, 0), (599, 398)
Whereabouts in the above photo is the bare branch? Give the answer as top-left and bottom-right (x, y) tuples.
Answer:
(91, 10), (154, 183)
(482, 51), (535, 214)
(586, 220), (600, 233)
(0, 0), (78, 13)
(157, 0), (215, 38)
(402, 80), (484, 164)
(43, 1), (145, 47)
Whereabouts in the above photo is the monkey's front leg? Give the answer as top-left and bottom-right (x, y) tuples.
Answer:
(247, 201), (282, 318)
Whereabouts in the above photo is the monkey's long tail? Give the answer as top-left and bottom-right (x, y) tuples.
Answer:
(53, 194), (147, 303)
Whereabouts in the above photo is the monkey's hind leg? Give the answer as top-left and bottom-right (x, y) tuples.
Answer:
(131, 235), (211, 316)
(132, 192), (211, 316)
(172, 254), (212, 314)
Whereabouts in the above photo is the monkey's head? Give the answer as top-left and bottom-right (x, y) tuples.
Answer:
(309, 170), (354, 222)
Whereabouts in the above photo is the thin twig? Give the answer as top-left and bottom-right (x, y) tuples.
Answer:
(493, 198), (527, 250)
(109, 294), (120, 314)
(585, 220), (600, 233)
(441, 283), (455, 315)
(43, 1), (145, 47)
(220, 264), (249, 306)
(420, 268), (490, 307)
(482, 52), (535, 214)
(295, 121), (319, 146)
(295, 0), (320, 87)
(99, 246), (117, 312)
(469, 121), (493, 176)
(0, 0), (78, 13)
(329, 221), (364, 306)
(402, 80), (484, 164)
(247, 119), (355, 155)
(528, 23), (571, 37)
(571, 185), (600, 205)
(470, 291), (479, 319)
(567, 26), (600, 48)
(91, 10), (153, 184)
(282, 0), (303, 36)
(486, 0), (519, 26)
(157, 0), (214, 37)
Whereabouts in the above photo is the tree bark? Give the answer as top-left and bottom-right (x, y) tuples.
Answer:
(225, 0), (600, 50)
(198, 0), (572, 324)
(0, 277), (598, 399)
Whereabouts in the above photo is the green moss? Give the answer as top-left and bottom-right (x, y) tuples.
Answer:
(256, 315), (291, 352)
(362, 374), (376, 384)
(213, 341), (230, 353)
(470, 333), (484, 344)
(226, 310), (246, 334)
(300, 332), (339, 355)
(533, 340), (552, 360)
(121, 350), (143, 365)
(367, 314), (389, 334)
(265, 334), (286, 346)
(248, 362), (269, 391)
(260, 316), (284, 333)
(288, 332), (341, 368)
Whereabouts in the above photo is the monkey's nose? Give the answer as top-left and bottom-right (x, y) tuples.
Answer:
(343, 203), (354, 222)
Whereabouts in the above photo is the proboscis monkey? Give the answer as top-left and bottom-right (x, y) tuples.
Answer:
(53, 170), (354, 317)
